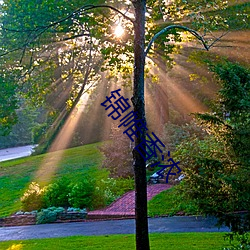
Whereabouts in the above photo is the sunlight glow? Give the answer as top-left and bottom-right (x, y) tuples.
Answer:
(114, 24), (124, 38)
(35, 92), (90, 184)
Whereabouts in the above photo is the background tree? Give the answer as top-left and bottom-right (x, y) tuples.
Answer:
(0, 74), (18, 136)
(176, 60), (250, 233)
(99, 125), (134, 178)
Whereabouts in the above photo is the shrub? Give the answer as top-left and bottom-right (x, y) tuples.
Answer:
(112, 177), (134, 197)
(98, 126), (133, 178)
(68, 180), (94, 209)
(92, 177), (134, 209)
(43, 177), (71, 208)
(21, 182), (45, 211)
(36, 206), (64, 224)
(223, 232), (250, 250)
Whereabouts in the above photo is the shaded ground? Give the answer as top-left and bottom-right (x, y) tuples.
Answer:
(0, 216), (230, 241)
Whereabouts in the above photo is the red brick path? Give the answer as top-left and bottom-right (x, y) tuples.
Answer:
(88, 184), (171, 219)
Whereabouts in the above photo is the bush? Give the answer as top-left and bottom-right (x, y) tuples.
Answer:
(223, 233), (250, 250)
(112, 177), (134, 197)
(21, 182), (45, 211)
(92, 177), (134, 209)
(36, 206), (64, 224)
(68, 180), (94, 209)
(43, 177), (71, 208)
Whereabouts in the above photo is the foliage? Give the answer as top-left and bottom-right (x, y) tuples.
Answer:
(160, 121), (206, 153)
(175, 61), (250, 233)
(43, 177), (71, 208)
(223, 232), (250, 250)
(68, 179), (94, 209)
(92, 177), (118, 208)
(36, 206), (64, 224)
(0, 143), (103, 217)
(99, 126), (133, 178)
(0, 0), (241, 131)
(0, 104), (45, 148)
(67, 207), (86, 213)
(0, 74), (18, 136)
(20, 182), (45, 212)
(92, 176), (134, 209)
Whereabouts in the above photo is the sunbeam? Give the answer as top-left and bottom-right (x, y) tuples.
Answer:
(35, 92), (90, 184)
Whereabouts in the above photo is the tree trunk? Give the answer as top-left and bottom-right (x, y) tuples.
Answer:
(132, 1), (150, 250)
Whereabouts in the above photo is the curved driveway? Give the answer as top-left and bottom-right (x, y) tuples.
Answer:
(0, 216), (230, 241)
(0, 145), (36, 162)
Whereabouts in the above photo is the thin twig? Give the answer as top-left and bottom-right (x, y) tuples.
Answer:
(206, 30), (230, 49)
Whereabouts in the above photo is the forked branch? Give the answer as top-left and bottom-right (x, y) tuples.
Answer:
(145, 25), (222, 56)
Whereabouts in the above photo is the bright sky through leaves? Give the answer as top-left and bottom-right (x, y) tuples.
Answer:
(114, 24), (125, 38)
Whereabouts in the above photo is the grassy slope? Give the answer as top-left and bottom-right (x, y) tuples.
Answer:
(0, 142), (104, 217)
(0, 233), (230, 250)
(148, 185), (199, 217)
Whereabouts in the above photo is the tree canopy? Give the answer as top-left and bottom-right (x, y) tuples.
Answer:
(1, 0), (248, 134)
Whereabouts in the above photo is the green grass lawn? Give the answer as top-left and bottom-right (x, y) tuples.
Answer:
(0, 233), (231, 250)
(148, 185), (199, 217)
(0, 143), (104, 217)
(0, 140), (197, 218)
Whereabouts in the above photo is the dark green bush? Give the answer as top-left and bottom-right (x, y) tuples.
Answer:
(223, 232), (250, 250)
(175, 61), (250, 233)
(68, 180), (94, 209)
(43, 177), (71, 208)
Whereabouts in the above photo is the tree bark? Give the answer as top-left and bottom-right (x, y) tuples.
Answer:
(132, 1), (150, 250)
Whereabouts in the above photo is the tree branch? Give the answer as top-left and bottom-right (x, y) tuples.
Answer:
(145, 25), (210, 56)
(1, 4), (134, 33)
(0, 4), (134, 57)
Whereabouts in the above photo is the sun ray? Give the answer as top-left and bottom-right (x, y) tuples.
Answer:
(35, 92), (90, 184)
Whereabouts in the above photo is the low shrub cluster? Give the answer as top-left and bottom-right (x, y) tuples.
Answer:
(21, 178), (94, 211)
(36, 206), (87, 224)
(21, 176), (134, 212)
(223, 232), (250, 250)
(36, 206), (65, 224)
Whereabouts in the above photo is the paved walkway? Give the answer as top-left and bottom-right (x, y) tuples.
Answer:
(0, 216), (230, 241)
(88, 184), (171, 218)
(0, 145), (37, 162)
